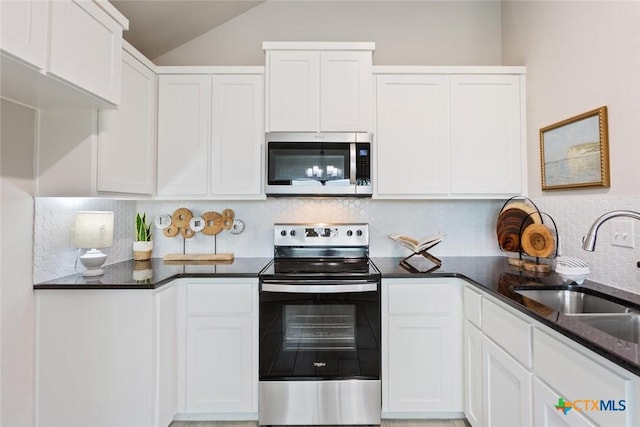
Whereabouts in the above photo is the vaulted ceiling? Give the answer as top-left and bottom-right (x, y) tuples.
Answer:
(110, 0), (264, 60)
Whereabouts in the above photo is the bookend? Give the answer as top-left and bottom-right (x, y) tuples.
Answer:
(399, 240), (442, 273)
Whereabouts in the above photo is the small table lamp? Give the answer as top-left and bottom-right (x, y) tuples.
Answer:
(74, 211), (114, 276)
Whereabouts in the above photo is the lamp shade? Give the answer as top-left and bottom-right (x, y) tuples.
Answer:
(74, 211), (114, 249)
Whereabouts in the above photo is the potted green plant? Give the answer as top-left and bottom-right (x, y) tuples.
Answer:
(133, 212), (153, 261)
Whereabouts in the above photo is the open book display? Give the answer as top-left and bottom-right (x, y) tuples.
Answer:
(389, 234), (444, 273)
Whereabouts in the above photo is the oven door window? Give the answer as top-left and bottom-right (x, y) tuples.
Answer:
(267, 142), (351, 186)
(259, 290), (380, 381)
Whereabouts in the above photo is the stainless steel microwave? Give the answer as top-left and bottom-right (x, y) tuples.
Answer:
(265, 132), (373, 197)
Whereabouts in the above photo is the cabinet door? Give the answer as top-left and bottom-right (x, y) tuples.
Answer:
(533, 378), (596, 427)
(157, 75), (210, 196)
(375, 74), (450, 197)
(450, 74), (522, 195)
(482, 336), (532, 427)
(210, 74), (264, 197)
(320, 51), (372, 131)
(387, 315), (457, 412)
(266, 50), (319, 131)
(464, 320), (483, 427)
(185, 315), (253, 413)
(98, 49), (156, 194)
(383, 280), (462, 414)
(48, 0), (123, 104)
(155, 285), (178, 427)
(0, 0), (48, 70)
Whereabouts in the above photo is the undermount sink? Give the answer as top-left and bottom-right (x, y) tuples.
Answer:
(576, 313), (640, 344)
(513, 286), (640, 343)
(514, 288), (631, 314)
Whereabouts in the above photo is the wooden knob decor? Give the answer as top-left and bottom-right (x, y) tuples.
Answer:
(201, 211), (223, 236)
(222, 217), (234, 230)
(521, 224), (555, 259)
(181, 227), (196, 239)
(163, 224), (179, 237)
(161, 208), (241, 238)
(172, 208), (193, 228)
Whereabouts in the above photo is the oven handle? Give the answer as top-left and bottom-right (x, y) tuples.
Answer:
(261, 281), (378, 293)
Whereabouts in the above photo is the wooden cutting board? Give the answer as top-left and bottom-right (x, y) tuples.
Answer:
(163, 253), (234, 261)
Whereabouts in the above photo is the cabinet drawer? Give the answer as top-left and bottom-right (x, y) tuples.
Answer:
(388, 282), (452, 315)
(463, 286), (482, 327)
(482, 297), (532, 368)
(187, 283), (253, 315)
(534, 329), (632, 427)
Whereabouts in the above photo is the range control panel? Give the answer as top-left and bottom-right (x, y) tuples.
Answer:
(274, 223), (369, 247)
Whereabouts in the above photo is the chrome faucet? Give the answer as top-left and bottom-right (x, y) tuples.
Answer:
(582, 210), (640, 251)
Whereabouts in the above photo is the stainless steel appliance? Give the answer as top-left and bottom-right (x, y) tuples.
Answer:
(259, 223), (381, 425)
(265, 132), (373, 197)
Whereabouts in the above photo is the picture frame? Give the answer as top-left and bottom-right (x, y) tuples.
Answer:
(540, 106), (610, 190)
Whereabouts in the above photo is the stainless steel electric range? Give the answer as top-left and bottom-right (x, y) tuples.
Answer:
(258, 223), (381, 426)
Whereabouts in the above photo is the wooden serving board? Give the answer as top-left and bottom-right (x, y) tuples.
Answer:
(163, 253), (234, 261)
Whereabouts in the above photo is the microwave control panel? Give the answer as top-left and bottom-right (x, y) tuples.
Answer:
(355, 143), (371, 186)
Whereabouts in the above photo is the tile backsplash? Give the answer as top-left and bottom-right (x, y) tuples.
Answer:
(33, 198), (136, 283)
(136, 198), (504, 259)
(533, 195), (640, 294)
(33, 195), (640, 295)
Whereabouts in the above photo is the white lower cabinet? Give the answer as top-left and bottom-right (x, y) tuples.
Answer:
(462, 283), (640, 427)
(35, 284), (177, 427)
(177, 279), (258, 419)
(382, 278), (463, 418)
(185, 316), (253, 413)
(533, 328), (636, 427)
(463, 284), (533, 427)
(482, 335), (532, 427)
(463, 320), (483, 427)
(533, 378), (596, 427)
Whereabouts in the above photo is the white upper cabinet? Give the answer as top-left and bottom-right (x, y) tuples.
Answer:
(450, 74), (523, 195)
(156, 68), (265, 199)
(97, 42), (156, 195)
(375, 74), (450, 197)
(48, 0), (125, 105)
(264, 42), (374, 132)
(320, 50), (373, 131)
(157, 74), (211, 196)
(266, 50), (319, 132)
(0, 0), (49, 70)
(210, 74), (264, 197)
(374, 67), (526, 199)
(0, 0), (128, 109)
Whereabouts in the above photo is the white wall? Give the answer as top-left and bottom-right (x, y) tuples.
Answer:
(154, 0), (503, 65)
(1, 99), (36, 427)
(502, 1), (640, 292)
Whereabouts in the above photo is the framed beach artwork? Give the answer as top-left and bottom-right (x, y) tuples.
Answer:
(540, 106), (610, 190)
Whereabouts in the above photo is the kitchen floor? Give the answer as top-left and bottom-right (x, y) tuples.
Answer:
(170, 420), (471, 427)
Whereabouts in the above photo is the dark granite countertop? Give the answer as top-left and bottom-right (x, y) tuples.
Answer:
(34, 257), (272, 290)
(371, 256), (640, 376)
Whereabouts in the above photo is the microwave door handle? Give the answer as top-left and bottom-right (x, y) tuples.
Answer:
(349, 143), (357, 184)
(261, 282), (377, 293)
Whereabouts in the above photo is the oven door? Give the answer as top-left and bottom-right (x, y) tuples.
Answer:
(259, 279), (380, 381)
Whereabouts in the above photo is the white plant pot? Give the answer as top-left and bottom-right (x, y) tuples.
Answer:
(133, 240), (153, 261)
